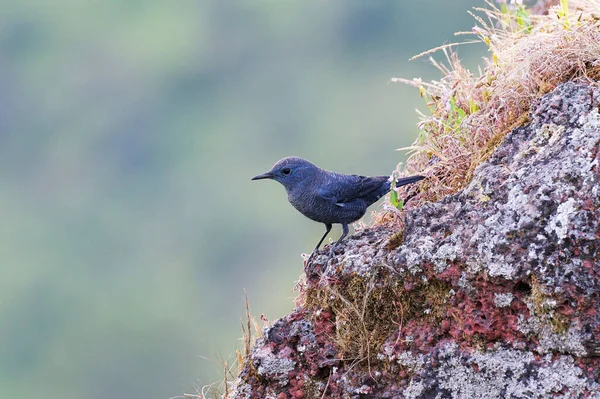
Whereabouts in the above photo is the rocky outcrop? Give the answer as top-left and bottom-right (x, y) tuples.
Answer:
(232, 82), (600, 398)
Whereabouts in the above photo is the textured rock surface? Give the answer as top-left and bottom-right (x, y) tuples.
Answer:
(231, 82), (600, 398)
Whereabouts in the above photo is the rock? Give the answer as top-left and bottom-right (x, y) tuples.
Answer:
(231, 82), (600, 398)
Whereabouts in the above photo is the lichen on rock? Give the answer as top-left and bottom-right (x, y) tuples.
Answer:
(403, 343), (593, 399)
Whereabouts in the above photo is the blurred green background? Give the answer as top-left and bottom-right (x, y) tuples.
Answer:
(0, 1), (485, 398)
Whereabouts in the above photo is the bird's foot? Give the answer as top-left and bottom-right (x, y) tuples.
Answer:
(304, 250), (327, 272)
(303, 248), (334, 275)
(306, 251), (315, 264)
(326, 246), (338, 265)
(303, 251), (315, 272)
(327, 248), (334, 262)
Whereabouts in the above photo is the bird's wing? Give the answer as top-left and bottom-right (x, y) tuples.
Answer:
(317, 174), (389, 204)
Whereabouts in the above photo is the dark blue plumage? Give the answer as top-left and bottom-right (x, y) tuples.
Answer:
(251, 156), (424, 261)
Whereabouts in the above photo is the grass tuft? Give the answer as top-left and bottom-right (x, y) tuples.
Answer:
(304, 268), (451, 372)
(192, 294), (263, 399)
(392, 0), (600, 206)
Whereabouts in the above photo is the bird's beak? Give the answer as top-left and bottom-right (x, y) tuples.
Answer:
(251, 172), (273, 181)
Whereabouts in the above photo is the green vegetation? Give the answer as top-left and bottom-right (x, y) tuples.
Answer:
(389, 179), (405, 211)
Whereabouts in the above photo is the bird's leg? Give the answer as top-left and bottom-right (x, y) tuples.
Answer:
(327, 223), (349, 261)
(315, 223), (333, 251)
(306, 223), (332, 266)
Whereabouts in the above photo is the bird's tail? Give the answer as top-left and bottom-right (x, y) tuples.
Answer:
(395, 175), (426, 187)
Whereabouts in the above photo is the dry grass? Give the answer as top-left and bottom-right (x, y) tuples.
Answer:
(190, 294), (263, 399)
(304, 268), (451, 371)
(392, 0), (600, 206)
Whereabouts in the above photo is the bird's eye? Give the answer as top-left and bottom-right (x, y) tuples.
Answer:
(281, 168), (292, 175)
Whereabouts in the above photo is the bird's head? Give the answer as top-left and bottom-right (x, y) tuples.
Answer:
(251, 156), (318, 190)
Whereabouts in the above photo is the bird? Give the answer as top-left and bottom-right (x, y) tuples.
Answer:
(251, 156), (425, 263)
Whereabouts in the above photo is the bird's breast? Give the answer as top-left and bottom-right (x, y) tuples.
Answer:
(288, 190), (327, 221)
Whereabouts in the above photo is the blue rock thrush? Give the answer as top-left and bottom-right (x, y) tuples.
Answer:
(251, 156), (425, 262)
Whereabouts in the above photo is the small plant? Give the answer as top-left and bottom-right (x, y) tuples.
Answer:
(557, 0), (570, 28)
(498, 1), (534, 33)
(389, 179), (405, 211)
